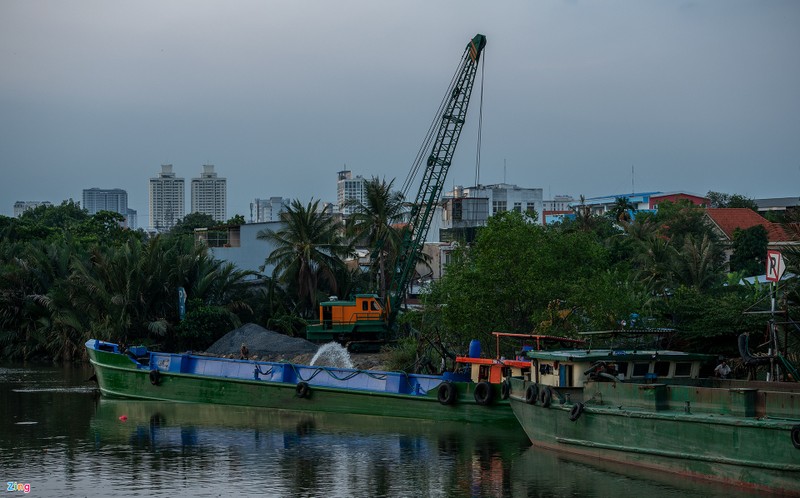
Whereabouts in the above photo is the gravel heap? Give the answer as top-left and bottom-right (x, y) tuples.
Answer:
(206, 323), (318, 359)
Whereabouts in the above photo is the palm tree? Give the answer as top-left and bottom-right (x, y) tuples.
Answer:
(0, 238), (90, 361)
(633, 235), (677, 296)
(258, 199), (351, 318)
(345, 177), (406, 300)
(573, 195), (595, 232)
(672, 234), (721, 290)
(610, 196), (636, 224)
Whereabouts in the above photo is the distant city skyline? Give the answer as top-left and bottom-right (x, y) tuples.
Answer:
(2, 2), (798, 219)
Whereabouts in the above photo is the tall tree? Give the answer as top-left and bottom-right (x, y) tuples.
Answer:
(707, 191), (758, 211)
(345, 177), (406, 300)
(258, 199), (351, 317)
(730, 225), (768, 276)
(610, 196), (636, 223)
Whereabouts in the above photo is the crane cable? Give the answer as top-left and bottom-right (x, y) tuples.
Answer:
(475, 48), (485, 188)
(401, 46), (471, 200)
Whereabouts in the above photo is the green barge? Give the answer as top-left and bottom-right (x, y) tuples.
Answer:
(86, 339), (527, 427)
(507, 346), (800, 495)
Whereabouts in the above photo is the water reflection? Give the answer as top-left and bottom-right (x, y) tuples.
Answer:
(89, 399), (530, 497)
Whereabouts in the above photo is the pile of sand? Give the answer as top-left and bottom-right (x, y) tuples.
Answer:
(206, 323), (318, 358)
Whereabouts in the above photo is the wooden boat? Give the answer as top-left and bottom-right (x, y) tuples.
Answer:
(85, 338), (529, 426)
(507, 330), (800, 495)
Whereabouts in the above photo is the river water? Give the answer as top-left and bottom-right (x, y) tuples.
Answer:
(1, 363), (761, 497)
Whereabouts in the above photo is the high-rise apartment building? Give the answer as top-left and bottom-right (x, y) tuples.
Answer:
(82, 188), (135, 228)
(251, 197), (289, 223)
(337, 169), (366, 216)
(149, 164), (185, 231)
(13, 201), (52, 217)
(191, 164), (227, 223)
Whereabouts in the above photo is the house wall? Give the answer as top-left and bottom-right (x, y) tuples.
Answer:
(208, 221), (283, 277)
(649, 193), (708, 209)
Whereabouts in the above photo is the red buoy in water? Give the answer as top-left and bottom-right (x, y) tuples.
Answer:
(119, 415), (128, 422)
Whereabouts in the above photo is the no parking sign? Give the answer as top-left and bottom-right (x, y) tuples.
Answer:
(765, 250), (785, 282)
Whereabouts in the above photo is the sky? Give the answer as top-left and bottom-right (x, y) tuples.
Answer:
(1, 1), (799, 224)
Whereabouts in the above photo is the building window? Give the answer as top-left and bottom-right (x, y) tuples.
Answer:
(452, 200), (462, 221)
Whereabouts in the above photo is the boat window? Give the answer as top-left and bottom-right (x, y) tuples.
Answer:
(674, 362), (692, 377)
(615, 362), (628, 377)
(632, 362), (650, 377)
(654, 361), (670, 377)
(362, 301), (368, 311)
(370, 301), (380, 311)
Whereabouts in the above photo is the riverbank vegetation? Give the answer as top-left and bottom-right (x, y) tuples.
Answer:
(1, 188), (798, 365)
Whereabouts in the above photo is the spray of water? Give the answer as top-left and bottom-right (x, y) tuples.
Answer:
(310, 342), (355, 369)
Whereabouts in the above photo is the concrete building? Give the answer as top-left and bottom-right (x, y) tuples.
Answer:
(250, 197), (289, 223)
(13, 201), (52, 217)
(466, 183), (543, 221)
(337, 169), (366, 216)
(755, 197), (800, 219)
(543, 195), (575, 212)
(82, 188), (136, 228)
(191, 164), (227, 222)
(149, 164), (185, 231)
(439, 184), (542, 242)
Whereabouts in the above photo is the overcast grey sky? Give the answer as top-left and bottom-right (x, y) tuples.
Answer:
(1, 1), (798, 221)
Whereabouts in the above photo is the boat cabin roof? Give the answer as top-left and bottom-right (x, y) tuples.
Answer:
(526, 349), (714, 363)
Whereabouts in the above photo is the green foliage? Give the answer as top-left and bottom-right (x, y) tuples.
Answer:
(0, 226), (263, 361)
(707, 191), (758, 210)
(170, 212), (217, 236)
(226, 214), (246, 226)
(730, 225), (768, 276)
(427, 211), (648, 356)
(381, 336), (424, 372)
(175, 299), (238, 352)
(661, 286), (766, 355)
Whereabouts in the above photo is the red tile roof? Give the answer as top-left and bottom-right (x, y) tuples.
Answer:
(705, 208), (794, 242)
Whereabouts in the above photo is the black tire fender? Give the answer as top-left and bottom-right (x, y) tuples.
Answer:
(437, 382), (457, 405)
(474, 381), (494, 406)
(524, 384), (538, 405)
(296, 381), (310, 398)
(149, 369), (160, 386)
(792, 425), (800, 449)
(569, 402), (585, 422)
(500, 379), (511, 400)
(539, 386), (552, 408)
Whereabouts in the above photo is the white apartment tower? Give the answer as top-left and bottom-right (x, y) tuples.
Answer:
(149, 164), (185, 231)
(251, 197), (289, 222)
(337, 169), (366, 216)
(191, 164), (227, 222)
(13, 201), (52, 217)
